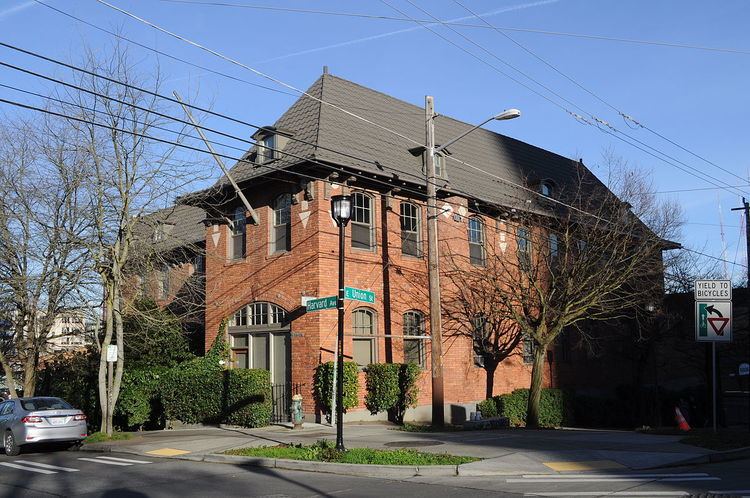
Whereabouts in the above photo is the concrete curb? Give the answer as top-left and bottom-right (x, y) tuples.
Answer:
(644, 446), (750, 469)
(192, 453), (460, 478)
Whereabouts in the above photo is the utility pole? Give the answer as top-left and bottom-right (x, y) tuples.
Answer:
(425, 96), (444, 426)
(731, 197), (750, 432)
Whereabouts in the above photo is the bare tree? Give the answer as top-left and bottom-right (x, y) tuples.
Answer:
(0, 117), (91, 397)
(475, 159), (682, 427)
(55, 43), (204, 434)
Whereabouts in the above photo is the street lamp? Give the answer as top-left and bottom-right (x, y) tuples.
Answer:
(330, 194), (352, 451)
(417, 98), (520, 426)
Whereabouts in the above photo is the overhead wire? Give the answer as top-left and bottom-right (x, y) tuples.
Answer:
(157, 0), (750, 57)
(382, 0), (750, 198)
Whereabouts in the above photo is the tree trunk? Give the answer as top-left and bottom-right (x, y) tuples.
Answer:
(0, 351), (18, 398)
(485, 360), (498, 400)
(22, 353), (37, 397)
(526, 346), (547, 428)
(98, 285), (114, 435)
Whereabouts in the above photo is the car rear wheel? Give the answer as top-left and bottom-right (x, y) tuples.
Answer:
(4, 431), (20, 456)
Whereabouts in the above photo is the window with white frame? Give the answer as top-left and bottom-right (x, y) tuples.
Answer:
(468, 217), (485, 266)
(400, 202), (421, 257)
(271, 193), (292, 253)
(352, 308), (376, 367)
(229, 207), (246, 260)
(539, 181), (553, 197)
(351, 192), (375, 250)
(434, 153), (446, 179)
(517, 227), (531, 271)
(258, 134), (277, 163)
(548, 232), (559, 261)
(230, 301), (287, 327)
(522, 332), (536, 363)
(403, 311), (425, 368)
(229, 302), (290, 383)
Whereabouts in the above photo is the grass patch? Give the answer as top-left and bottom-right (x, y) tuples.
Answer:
(225, 440), (479, 465)
(679, 430), (750, 451)
(84, 432), (133, 444)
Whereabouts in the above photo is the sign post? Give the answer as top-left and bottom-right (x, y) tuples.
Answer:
(694, 280), (732, 432)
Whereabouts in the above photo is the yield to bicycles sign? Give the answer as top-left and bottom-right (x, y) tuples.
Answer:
(695, 301), (732, 342)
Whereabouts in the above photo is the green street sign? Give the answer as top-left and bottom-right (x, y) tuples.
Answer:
(345, 287), (375, 304)
(306, 296), (337, 312)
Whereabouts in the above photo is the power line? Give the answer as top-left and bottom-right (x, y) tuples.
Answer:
(655, 184), (750, 194)
(156, 0), (750, 57)
(450, 0), (749, 187)
(682, 247), (746, 268)
(385, 1), (749, 197)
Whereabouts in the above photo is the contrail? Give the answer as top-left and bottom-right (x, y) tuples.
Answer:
(255, 0), (559, 64)
(0, 0), (36, 19)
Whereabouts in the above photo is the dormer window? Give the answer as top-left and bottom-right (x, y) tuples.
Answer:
(153, 224), (164, 242)
(434, 152), (446, 179)
(258, 134), (277, 163)
(539, 181), (553, 197)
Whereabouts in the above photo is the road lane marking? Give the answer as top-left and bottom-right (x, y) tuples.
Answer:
(709, 491), (750, 494)
(0, 462), (57, 474)
(508, 477), (719, 483)
(146, 448), (190, 456)
(524, 492), (690, 496)
(96, 456), (151, 464)
(520, 473), (710, 479)
(15, 461), (79, 472)
(543, 460), (625, 471)
(78, 457), (132, 466)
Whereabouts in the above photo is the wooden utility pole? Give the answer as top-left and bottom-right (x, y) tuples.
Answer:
(425, 96), (444, 426)
(731, 197), (750, 432)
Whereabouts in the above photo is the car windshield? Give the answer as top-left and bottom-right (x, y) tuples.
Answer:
(21, 398), (73, 411)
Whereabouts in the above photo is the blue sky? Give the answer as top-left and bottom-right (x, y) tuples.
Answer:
(2, 0), (749, 279)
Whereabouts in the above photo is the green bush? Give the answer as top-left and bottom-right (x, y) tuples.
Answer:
(476, 398), (498, 418)
(365, 364), (399, 415)
(314, 361), (359, 416)
(223, 369), (272, 427)
(159, 330), (272, 428)
(497, 388), (573, 427)
(37, 348), (100, 427)
(115, 366), (168, 430)
(364, 363), (421, 424)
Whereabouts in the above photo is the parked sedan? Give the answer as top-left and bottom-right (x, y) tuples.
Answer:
(0, 397), (87, 456)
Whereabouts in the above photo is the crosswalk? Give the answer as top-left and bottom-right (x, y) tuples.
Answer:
(0, 455), (151, 475)
(511, 472), (724, 497)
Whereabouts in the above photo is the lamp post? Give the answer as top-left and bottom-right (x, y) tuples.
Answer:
(418, 97), (520, 426)
(331, 194), (352, 450)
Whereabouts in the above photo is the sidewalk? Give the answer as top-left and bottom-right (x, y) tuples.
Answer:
(81, 423), (742, 477)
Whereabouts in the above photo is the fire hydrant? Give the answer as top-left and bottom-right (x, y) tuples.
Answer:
(291, 394), (303, 429)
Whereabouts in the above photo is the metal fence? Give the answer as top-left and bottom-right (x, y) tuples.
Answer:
(271, 382), (304, 423)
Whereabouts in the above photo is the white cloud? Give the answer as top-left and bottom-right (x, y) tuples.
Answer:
(0, 0), (36, 20)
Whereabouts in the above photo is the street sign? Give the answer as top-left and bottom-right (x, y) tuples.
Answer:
(305, 296), (337, 312)
(695, 301), (732, 342)
(739, 363), (749, 376)
(694, 279), (732, 301)
(106, 344), (118, 362)
(344, 287), (375, 304)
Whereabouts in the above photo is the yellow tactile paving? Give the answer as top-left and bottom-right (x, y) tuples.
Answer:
(146, 448), (191, 457)
(543, 460), (625, 471)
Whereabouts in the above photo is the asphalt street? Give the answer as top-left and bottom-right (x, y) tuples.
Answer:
(0, 447), (748, 497)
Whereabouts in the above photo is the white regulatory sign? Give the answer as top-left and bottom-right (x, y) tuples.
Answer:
(695, 301), (732, 342)
(106, 344), (118, 362)
(694, 279), (732, 301)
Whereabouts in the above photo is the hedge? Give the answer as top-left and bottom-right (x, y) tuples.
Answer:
(222, 369), (273, 427)
(495, 388), (574, 427)
(314, 361), (359, 416)
(115, 366), (168, 430)
(476, 398), (498, 418)
(364, 363), (421, 424)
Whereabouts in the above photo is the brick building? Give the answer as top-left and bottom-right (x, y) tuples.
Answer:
(153, 71), (647, 423)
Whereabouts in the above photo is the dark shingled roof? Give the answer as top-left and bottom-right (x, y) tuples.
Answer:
(216, 73), (584, 210)
(133, 204), (205, 253)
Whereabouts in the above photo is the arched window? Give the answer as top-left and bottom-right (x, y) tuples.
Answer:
(468, 216), (485, 266)
(351, 192), (375, 250)
(403, 311), (425, 368)
(400, 202), (421, 257)
(229, 302), (290, 384)
(271, 193), (292, 253)
(539, 181), (554, 197)
(229, 207), (246, 260)
(352, 308), (376, 367)
(517, 227), (531, 271)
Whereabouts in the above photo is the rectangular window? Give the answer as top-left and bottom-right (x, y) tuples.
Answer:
(517, 227), (531, 271)
(158, 265), (169, 300)
(352, 309), (376, 367)
(522, 333), (535, 363)
(272, 194), (292, 253)
(400, 202), (421, 257)
(258, 134), (277, 163)
(403, 311), (425, 368)
(468, 217), (485, 266)
(351, 193), (375, 250)
(549, 233), (559, 261)
(230, 208), (246, 260)
(434, 153), (446, 179)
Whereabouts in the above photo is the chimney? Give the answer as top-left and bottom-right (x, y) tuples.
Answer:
(323, 65), (329, 75)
